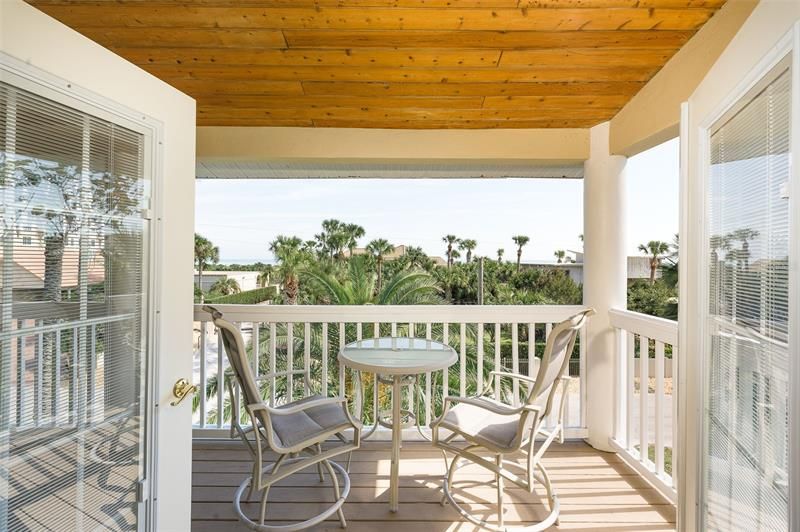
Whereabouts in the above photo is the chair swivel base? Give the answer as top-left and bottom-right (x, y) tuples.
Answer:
(441, 456), (560, 532)
(233, 458), (351, 531)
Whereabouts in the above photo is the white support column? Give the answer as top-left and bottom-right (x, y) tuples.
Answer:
(583, 122), (627, 452)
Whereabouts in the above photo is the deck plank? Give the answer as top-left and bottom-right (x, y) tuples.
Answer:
(191, 440), (676, 531)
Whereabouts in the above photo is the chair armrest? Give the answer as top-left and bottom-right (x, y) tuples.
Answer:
(251, 396), (348, 416)
(490, 370), (538, 386)
(441, 395), (523, 416)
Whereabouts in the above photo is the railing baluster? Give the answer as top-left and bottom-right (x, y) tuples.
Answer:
(425, 322), (432, 425)
(234, 323), (243, 424)
(373, 322), (379, 338)
(391, 322), (397, 337)
(304, 322), (311, 396)
(321, 322), (329, 396)
(511, 323), (519, 406)
(477, 323), (484, 395)
(494, 323), (501, 401)
(252, 322), (260, 376)
(216, 326), (224, 429)
(459, 323), (466, 396)
(356, 322), (362, 341)
(613, 327), (622, 442)
(269, 322), (277, 406)
(287, 322), (294, 402)
(639, 335), (650, 464)
(671, 344), (678, 485)
(89, 323), (96, 425)
(55, 329), (61, 423)
(579, 325), (587, 428)
(654, 340), (665, 477)
(36, 327), (43, 426)
(17, 324), (24, 426)
(442, 323), (449, 399)
(72, 327), (79, 425)
(199, 321), (207, 427)
(338, 322), (345, 398)
(626, 331), (635, 452)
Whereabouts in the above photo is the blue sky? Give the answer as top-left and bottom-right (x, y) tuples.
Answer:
(195, 138), (679, 264)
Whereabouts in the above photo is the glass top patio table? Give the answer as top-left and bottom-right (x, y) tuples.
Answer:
(338, 337), (456, 513)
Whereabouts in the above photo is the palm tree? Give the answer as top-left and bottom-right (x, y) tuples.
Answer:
(345, 223), (366, 257)
(458, 239), (477, 263)
(638, 240), (671, 284)
(497, 248), (504, 262)
(729, 228), (759, 269)
(554, 250), (566, 264)
(269, 235), (307, 304)
(210, 277), (241, 296)
(194, 233), (219, 303)
(512, 235), (530, 273)
(257, 267), (272, 288)
(442, 235), (458, 268)
(303, 256), (441, 305)
(366, 238), (394, 291)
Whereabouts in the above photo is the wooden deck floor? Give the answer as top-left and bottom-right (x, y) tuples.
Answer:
(192, 439), (676, 532)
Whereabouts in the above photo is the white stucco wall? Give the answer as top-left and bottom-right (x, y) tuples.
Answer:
(0, 2), (196, 530)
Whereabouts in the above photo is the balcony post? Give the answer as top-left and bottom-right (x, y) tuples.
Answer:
(583, 122), (627, 452)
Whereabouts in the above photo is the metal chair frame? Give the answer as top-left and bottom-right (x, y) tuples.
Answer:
(205, 306), (363, 531)
(431, 309), (595, 532)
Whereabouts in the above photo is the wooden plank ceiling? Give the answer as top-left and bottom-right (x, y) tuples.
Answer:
(27, 0), (726, 129)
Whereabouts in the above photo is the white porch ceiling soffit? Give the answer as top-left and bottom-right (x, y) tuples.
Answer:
(196, 158), (584, 179)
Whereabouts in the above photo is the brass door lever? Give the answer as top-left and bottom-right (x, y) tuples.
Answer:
(171, 378), (198, 406)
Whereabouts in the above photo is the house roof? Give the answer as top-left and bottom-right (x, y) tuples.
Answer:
(26, 0), (726, 129)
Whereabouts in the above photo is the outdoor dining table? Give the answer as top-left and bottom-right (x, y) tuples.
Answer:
(338, 336), (457, 513)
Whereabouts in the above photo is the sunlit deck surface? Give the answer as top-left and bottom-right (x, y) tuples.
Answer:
(192, 439), (675, 531)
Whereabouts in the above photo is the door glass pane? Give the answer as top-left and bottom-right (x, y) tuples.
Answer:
(1, 81), (149, 531)
(704, 59), (791, 530)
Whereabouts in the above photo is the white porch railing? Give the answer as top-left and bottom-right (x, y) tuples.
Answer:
(609, 308), (678, 502)
(192, 304), (588, 439)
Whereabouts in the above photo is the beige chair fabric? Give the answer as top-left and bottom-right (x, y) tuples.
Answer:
(431, 308), (595, 532)
(204, 306), (362, 531)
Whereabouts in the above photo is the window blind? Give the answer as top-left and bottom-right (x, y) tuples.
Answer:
(1, 79), (149, 531)
(704, 59), (791, 531)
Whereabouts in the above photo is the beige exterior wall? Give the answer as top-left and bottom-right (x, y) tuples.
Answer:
(197, 125), (589, 163)
(1, 2), (196, 530)
(609, 0), (758, 157)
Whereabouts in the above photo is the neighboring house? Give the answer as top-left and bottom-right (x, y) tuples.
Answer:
(194, 270), (261, 293)
(345, 244), (448, 267)
(520, 251), (661, 285)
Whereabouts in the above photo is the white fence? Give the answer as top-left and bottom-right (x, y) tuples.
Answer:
(609, 308), (678, 502)
(192, 304), (589, 438)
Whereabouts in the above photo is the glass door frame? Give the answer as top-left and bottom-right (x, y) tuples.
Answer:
(0, 53), (164, 531)
(680, 23), (798, 532)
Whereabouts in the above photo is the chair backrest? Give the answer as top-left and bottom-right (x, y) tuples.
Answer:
(204, 306), (262, 413)
(526, 309), (595, 418)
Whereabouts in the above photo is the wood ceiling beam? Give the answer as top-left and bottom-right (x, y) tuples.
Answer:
(30, 6), (716, 31)
(146, 65), (657, 83)
(114, 47), (503, 68)
(299, 81), (646, 97)
(29, 0), (726, 7)
(282, 29), (694, 49)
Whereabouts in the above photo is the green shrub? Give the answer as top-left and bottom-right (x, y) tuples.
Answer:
(206, 286), (276, 305)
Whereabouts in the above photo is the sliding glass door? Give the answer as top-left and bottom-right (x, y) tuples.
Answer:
(702, 56), (792, 531)
(1, 76), (152, 530)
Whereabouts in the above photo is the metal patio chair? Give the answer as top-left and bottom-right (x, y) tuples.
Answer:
(431, 309), (595, 531)
(205, 306), (362, 531)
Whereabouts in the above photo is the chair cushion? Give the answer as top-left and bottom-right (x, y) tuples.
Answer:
(438, 397), (521, 451)
(270, 395), (352, 448)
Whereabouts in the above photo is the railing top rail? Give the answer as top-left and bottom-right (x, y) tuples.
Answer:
(193, 304), (589, 324)
(609, 308), (677, 346)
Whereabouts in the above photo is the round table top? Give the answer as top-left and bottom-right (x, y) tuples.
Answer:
(338, 337), (457, 375)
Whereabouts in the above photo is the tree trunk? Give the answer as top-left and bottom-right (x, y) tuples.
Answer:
(650, 258), (657, 285)
(198, 263), (204, 303)
(516, 249), (522, 273)
(42, 235), (65, 419)
(377, 258), (383, 292)
(284, 276), (299, 305)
